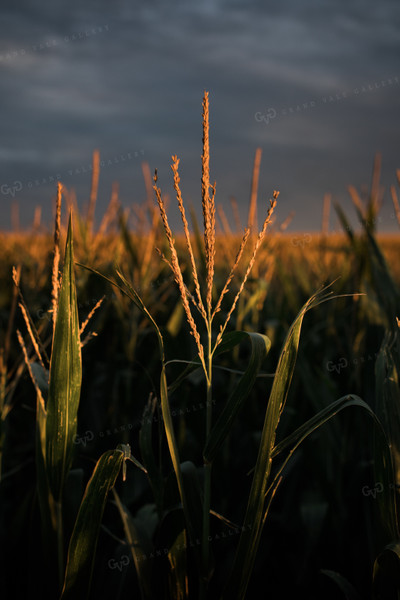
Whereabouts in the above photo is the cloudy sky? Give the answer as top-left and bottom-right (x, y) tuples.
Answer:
(1, 0), (399, 232)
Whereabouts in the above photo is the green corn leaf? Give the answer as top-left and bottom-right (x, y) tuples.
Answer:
(46, 214), (82, 502)
(375, 336), (400, 539)
(60, 448), (124, 600)
(73, 265), (196, 545)
(164, 331), (268, 395)
(168, 529), (189, 600)
(90, 268), (200, 555)
(204, 331), (271, 463)
(180, 461), (206, 576)
(118, 209), (140, 270)
(373, 541), (400, 598)
(270, 394), (397, 541)
(334, 202), (355, 243)
(320, 569), (361, 599)
(139, 395), (164, 515)
(212, 330), (258, 358)
(365, 229), (400, 326)
(224, 386), (397, 599)
(159, 365), (197, 548)
(272, 395), (380, 458)
(112, 490), (156, 600)
(166, 358), (203, 395)
(115, 272), (198, 528)
(221, 287), (337, 599)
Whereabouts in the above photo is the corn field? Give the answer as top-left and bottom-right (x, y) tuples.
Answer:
(1, 92), (400, 599)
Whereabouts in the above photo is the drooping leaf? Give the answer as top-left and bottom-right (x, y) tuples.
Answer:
(221, 287), (352, 599)
(320, 569), (361, 599)
(222, 291), (318, 599)
(373, 541), (400, 598)
(271, 394), (397, 540)
(85, 267), (200, 560)
(60, 448), (124, 600)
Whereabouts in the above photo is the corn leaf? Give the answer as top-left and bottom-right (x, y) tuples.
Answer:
(373, 541), (400, 597)
(180, 461), (206, 575)
(204, 331), (271, 463)
(364, 228), (400, 326)
(139, 395), (164, 515)
(73, 265), (195, 543)
(168, 529), (189, 600)
(334, 202), (355, 243)
(46, 214), (82, 502)
(221, 288), (335, 599)
(112, 490), (155, 600)
(60, 448), (124, 600)
(270, 394), (397, 541)
(106, 270), (200, 556)
(320, 569), (361, 599)
(375, 336), (400, 539)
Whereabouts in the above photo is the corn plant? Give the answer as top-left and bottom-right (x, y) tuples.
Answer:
(10, 186), (142, 599)
(77, 92), (397, 599)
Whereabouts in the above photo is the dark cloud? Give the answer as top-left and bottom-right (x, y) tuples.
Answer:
(0, 1), (399, 232)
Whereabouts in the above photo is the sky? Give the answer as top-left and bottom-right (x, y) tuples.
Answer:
(0, 0), (399, 233)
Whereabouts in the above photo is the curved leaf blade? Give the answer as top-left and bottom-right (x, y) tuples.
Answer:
(60, 449), (124, 600)
(320, 569), (361, 599)
(373, 541), (400, 597)
(375, 336), (400, 535)
(222, 288), (341, 599)
(112, 491), (156, 600)
(270, 394), (397, 542)
(204, 331), (271, 463)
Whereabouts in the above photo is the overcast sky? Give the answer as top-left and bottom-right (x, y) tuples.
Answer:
(1, 0), (399, 233)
